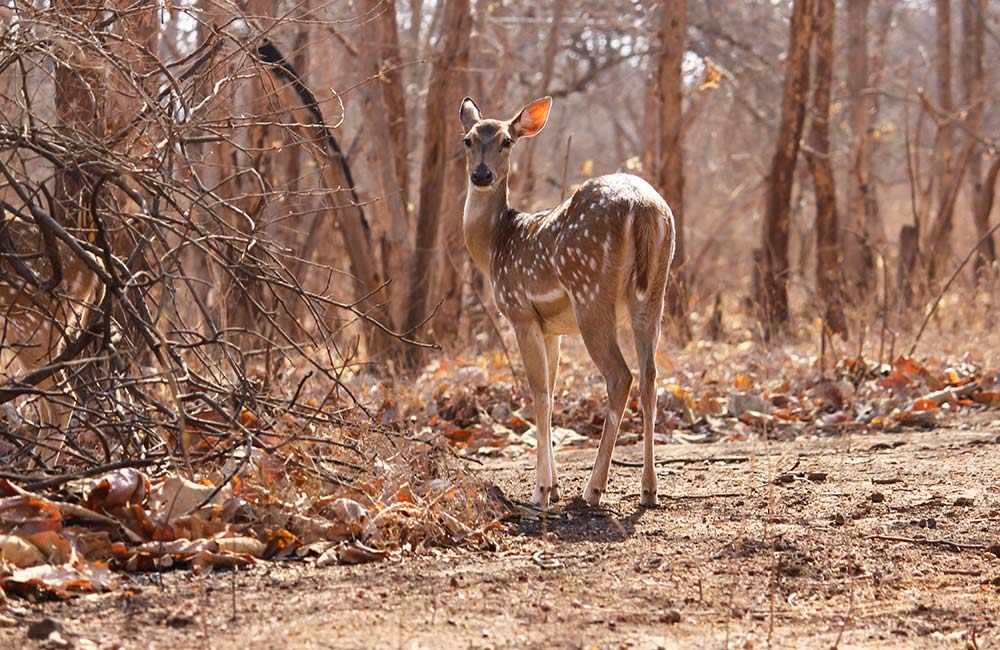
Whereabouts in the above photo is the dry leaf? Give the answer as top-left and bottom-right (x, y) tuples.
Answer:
(0, 534), (45, 567)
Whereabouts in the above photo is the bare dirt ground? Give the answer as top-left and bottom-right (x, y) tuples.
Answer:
(3, 415), (1000, 649)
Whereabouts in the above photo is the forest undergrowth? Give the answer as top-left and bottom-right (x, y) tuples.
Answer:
(3, 285), (998, 603)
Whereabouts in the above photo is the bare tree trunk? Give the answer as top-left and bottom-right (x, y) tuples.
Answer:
(926, 0), (958, 280)
(961, 0), (994, 282)
(756, 0), (814, 335)
(844, 0), (881, 295)
(377, 0), (410, 208)
(519, 0), (565, 198)
(361, 0), (409, 327)
(804, 0), (845, 338)
(972, 158), (1000, 279)
(656, 0), (688, 324)
(898, 224), (919, 306)
(641, 76), (658, 178)
(402, 0), (472, 365)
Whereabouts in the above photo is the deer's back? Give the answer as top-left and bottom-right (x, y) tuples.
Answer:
(489, 173), (672, 333)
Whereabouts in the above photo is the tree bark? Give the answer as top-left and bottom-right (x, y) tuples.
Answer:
(844, 0), (881, 295)
(402, 0), (472, 365)
(926, 0), (958, 280)
(972, 158), (1000, 279)
(361, 0), (410, 326)
(518, 0), (565, 199)
(376, 0), (410, 209)
(804, 0), (845, 338)
(961, 0), (994, 282)
(756, 0), (814, 335)
(656, 0), (688, 322)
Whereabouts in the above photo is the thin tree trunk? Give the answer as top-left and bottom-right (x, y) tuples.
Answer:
(361, 0), (409, 327)
(519, 0), (565, 198)
(844, 0), (879, 295)
(926, 0), (957, 280)
(641, 75), (658, 178)
(402, 0), (472, 365)
(757, 0), (814, 335)
(804, 0), (845, 338)
(656, 0), (688, 324)
(377, 0), (410, 209)
(972, 158), (1000, 279)
(961, 0), (994, 282)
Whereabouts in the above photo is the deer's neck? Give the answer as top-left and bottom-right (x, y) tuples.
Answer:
(463, 178), (511, 275)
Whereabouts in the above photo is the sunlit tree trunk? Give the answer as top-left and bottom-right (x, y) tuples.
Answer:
(804, 0), (845, 338)
(756, 0), (814, 335)
(403, 0), (472, 365)
(926, 0), (958, 281)
(361, 0), (410, 326)
(656, 0), (687, 324)
(518, 0), (565, 199)
(961, 0), (995, 282)
(844, 0), (882, 296)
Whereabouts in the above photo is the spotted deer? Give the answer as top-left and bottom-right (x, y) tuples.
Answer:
(460, 96), (675, 509)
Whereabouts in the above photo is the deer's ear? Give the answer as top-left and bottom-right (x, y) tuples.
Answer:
(510, 97), (552, 139)
(460, 97), (482, 131)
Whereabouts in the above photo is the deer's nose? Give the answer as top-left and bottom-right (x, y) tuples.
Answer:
(470, 166), (493, 187)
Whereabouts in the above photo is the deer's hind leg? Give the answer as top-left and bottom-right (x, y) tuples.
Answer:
(577, 311), (632, 506)
(630, 272), (669, 507)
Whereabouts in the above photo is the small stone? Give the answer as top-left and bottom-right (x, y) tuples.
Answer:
(832, 513), (846, 526)
(660, 609), (682, 624)
(26, 618), (63, 640)
(540, 602), (552, 612)
(807, 472), (827, 482)
(871, 492), (885, 503)
(954, 497), (975, 507)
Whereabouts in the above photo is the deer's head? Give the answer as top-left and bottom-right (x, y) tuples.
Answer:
(459, 96), (552, 191)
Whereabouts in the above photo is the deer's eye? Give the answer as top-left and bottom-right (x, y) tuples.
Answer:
(464, 137), (472, 148)
(501, 137), (513, 149)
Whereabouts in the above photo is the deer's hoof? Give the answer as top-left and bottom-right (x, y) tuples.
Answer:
(550, 482), (561, 503)
(531, 484), (552, 510)
(640, 489), (660, 508)
(582, 485), (603, 506)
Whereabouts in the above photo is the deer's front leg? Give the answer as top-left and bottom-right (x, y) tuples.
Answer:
(513, 321), (554, 509)
(544, 334), (561, 502)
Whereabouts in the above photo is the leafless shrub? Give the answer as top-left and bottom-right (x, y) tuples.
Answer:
(0, 2), (424, 478)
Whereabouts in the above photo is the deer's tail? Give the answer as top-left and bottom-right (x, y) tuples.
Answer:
(632, 204), (675, 300)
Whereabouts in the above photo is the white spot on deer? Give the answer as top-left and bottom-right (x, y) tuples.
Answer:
(528, 287), (565, 304)
(589, 257), (597, 271)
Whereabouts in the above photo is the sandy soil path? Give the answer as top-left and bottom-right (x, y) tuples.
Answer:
(3, 420), (999, 649)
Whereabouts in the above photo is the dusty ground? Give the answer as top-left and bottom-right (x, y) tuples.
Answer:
(3, 415), (1000, 649)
